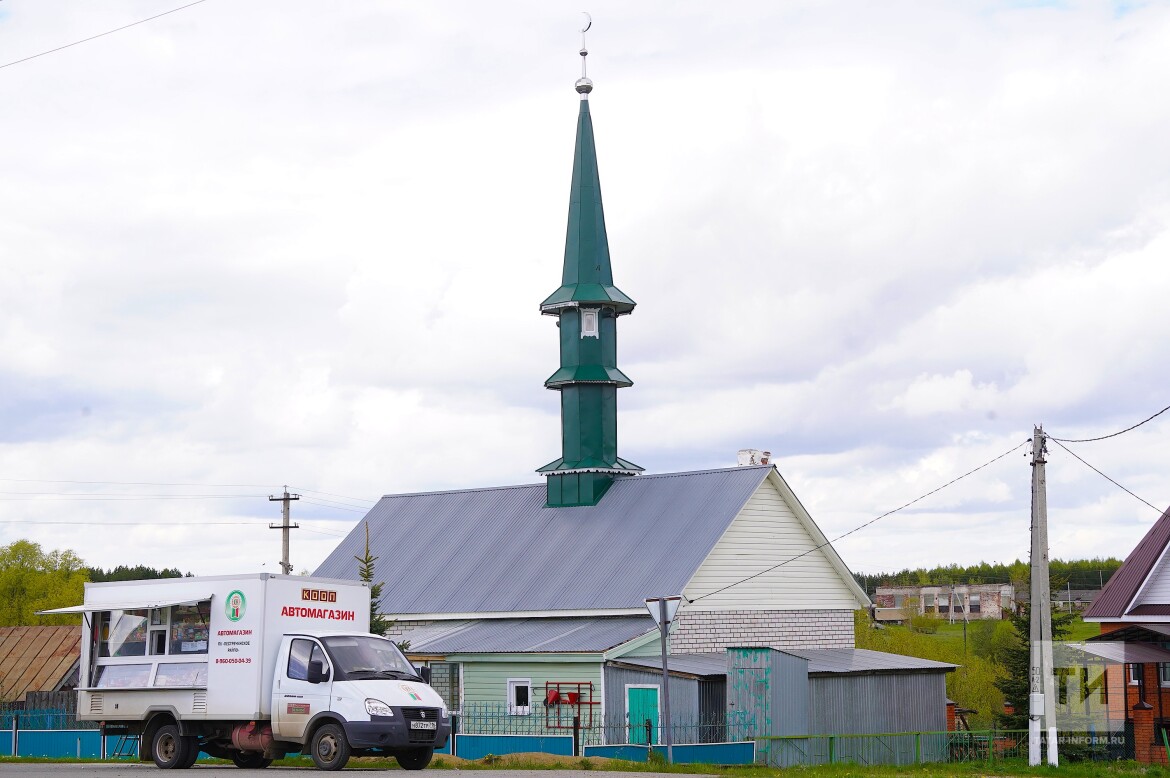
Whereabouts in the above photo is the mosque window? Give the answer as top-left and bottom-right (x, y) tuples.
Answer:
(580, 309), (599, 338)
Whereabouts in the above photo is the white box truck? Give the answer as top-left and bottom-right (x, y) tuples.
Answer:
(41, 573), (450, 771)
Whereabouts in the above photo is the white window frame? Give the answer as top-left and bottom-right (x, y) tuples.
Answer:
(507, 677), (532, 716)
(1160, 663), (1170, 687)
(1129, 663), (1141, 685)
(580, 308), (599, 339)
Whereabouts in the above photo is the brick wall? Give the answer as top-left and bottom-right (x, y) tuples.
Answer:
(384, 619), (434, 640)
(669, 609), (855, 653)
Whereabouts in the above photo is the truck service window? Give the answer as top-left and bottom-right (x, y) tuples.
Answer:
(169, 604), (210, 655)
(99, 610), (149, 657)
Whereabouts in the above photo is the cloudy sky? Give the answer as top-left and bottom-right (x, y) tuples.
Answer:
(2, 0), (1168, 584)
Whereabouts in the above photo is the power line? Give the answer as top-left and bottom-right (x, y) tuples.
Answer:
(0, 0), (210, 71)
(300, 498), (368, 514)
(0, 495), (265, 502)
(290, 486), (376, 506)
(1048, 402), (1170, 444)
(1047, 437), (1164, 515)
(686, 438), (1031, 603)
(0, 478), (278, 488)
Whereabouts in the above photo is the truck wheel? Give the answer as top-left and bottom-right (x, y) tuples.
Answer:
(309, 723), (351, 771)
(231, 752), (273, 769)
(178, 738), (201, 769)
(396, 748), (433, 770)
(152, 724), (190, 769)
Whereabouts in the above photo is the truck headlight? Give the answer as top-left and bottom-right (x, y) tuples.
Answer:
(365, 698), (393, 717)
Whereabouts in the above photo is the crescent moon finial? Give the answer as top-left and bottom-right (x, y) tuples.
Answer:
(575, 11), (594, 98)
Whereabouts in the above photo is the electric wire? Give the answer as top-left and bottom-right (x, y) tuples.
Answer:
(1048, 402), (1170, 443)
(1047, 437), (1164, 515)
(685, 438), (1031, 603)
(0, 0), (210, 71)
(290, 486), (376, 506)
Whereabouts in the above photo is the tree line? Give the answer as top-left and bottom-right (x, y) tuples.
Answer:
(0, 539), (190, 626)
(854, 557), (1123, 593)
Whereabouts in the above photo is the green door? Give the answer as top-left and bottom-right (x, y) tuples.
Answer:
(627, 686), (659, 745)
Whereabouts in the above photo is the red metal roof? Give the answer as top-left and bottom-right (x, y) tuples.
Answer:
(1084, 504), (1170, 620)
(0, 626), (80, 702)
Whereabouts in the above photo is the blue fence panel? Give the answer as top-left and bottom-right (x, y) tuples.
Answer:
(16, 730), (103, 758)
(1, 729), (11, 756)
(584, 744), (652, 761)
(583, 741), (755, 765)
(659, 742), (755, 765)
(454, 734), (573, 760)
(434, 737), (452, 755)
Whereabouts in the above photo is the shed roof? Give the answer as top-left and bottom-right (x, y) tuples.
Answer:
(315, 466), (774, 615)
(0, 626), (81, 702)
(609, 649), (956, 677)
(401, 616), (654, 655)
(1084, 504), (1170, 620)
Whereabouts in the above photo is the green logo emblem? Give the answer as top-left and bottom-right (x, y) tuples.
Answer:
(226, 590), (247, 622)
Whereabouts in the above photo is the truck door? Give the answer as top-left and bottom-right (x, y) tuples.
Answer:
(273, 637), (332, 740)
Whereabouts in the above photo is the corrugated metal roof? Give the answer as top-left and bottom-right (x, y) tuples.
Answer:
(610, 649), (955, 677)
(0, 626), (81, 702)
(1088, 624), (1170, 642)
(784, 649), (956, 675)
(315, 466), (771, 615)
(611, 653), (728, 677)
(1056, 641), (1170, 666)
(1084, 504), (1170, 620)
(401, 616), (654, 654)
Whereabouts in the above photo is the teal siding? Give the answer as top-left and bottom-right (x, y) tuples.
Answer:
(461, 661), (603, 708)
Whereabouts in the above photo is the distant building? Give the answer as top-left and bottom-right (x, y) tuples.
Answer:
(872, 584), (1015, 622)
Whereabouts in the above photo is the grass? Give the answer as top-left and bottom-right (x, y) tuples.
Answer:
(8, 752), (1170, 776)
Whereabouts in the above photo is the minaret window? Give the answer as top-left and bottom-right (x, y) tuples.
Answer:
(580, 308), (599, 338)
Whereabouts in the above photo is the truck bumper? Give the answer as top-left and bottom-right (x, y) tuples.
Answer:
(342, 717), (451, 750)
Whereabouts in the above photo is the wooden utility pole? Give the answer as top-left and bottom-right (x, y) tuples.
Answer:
(1029, 426), (1058, 766)
(269, 486), (300, 575)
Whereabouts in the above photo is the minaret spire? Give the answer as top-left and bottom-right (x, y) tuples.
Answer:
(538, 18), (642, 508)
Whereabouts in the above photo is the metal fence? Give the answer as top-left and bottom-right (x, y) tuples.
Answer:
(454, 702), (743, 748)
(0, 707), (96, 730)
(758, 730), (1030, 767)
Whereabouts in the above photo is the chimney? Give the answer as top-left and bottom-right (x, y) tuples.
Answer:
(736, 449), (772, 466)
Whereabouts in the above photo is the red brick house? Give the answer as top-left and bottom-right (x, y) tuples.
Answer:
(1082, 504), (1170, 764)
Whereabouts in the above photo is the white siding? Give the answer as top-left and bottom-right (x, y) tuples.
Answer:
(683, 478), (861, 611)
(1135, 546), (1170, 608)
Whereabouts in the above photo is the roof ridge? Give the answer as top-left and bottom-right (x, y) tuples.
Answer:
(376, 465), (773, 501)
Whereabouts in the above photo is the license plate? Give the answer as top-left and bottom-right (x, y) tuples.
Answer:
(410, 721), (437, 730)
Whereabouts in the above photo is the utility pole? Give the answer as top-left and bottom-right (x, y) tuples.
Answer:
(645, 596), (681, 764)
(269, 486), (300, 575)
(1029, 426), (1058, 766)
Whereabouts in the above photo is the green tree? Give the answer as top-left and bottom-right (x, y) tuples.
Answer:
(86, 564), (190, 582)
(995, 603), (1073, 730)
(355, 523), (390, 637)
(0, 539), (88, 625)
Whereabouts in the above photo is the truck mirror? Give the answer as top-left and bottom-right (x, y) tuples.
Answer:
(418, 666), (432, 684)
(307, 659), (329, 684)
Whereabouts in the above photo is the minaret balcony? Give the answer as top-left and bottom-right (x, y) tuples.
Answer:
(540, 283), (636, 316)
(544, 365), (633, 388)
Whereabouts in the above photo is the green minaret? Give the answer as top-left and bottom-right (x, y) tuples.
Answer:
(537, 36), (642, 507)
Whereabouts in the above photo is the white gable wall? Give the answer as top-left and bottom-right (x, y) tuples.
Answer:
(669, 473), (865, 653)
(1133, 543), (1170, 609)
(682, 475), (865, 611)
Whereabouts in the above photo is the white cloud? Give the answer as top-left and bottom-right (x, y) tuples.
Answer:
(2, 0), (1169, 578)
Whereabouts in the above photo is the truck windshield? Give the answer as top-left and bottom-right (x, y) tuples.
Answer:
(321, 635), (421, 681)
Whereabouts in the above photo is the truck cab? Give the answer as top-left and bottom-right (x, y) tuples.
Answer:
(271, 631), (450, 770)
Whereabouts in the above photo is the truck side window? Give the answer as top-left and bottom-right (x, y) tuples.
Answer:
(287, 638), (327, 682)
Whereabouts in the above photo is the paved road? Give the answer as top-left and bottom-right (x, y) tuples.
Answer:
(0, 767), (709, 778)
